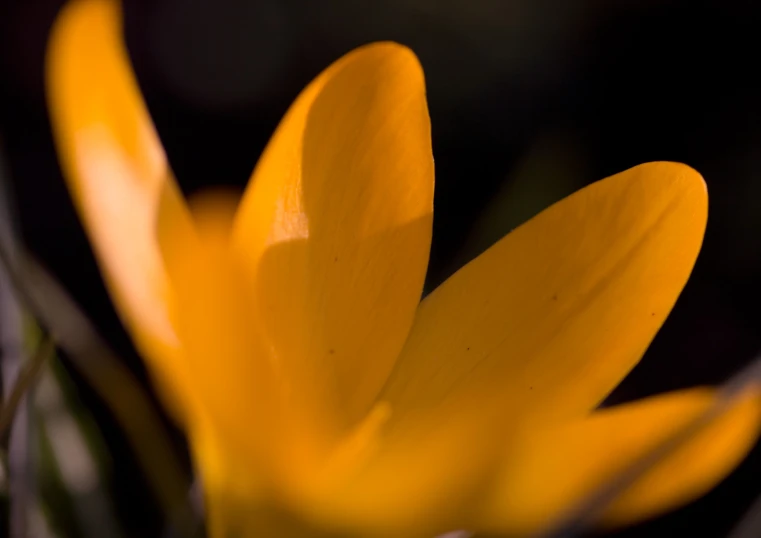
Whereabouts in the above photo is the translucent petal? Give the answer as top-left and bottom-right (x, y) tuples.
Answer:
(475, 388), (761, 535)
(232, 42), (434, 434)
(381, 163), (707, 424)
(46, 0), (191, 416)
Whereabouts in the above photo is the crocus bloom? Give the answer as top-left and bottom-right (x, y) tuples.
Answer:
(46, 0), (761, 536)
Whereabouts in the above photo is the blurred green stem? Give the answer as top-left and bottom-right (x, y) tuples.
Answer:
(0, 337), (53, 438)
(1, 144), (33, 538)
(0, 241), (199, 537)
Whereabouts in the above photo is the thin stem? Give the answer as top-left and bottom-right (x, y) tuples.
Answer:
(0, 337), (54, 438)
(0, 150), (32, 538)
(0, 241), (200, 537)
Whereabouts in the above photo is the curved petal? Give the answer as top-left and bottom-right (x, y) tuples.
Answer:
(474, 387), (761, 535)
(156, 191), (283, 468)
(231, 42), (434, 433)
(380, 162), (708, 423)
(160, 193), (373, 533)
(158, 191), (333, 488)
(46, 0), (191, 417)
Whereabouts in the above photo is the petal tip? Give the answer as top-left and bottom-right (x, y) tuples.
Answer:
(352, 40), (421, 62)
(633, 161), (708, 197)
(339, 41), (426, 89)
(48, 0), (118, 49)
(623, 161), (708, 230)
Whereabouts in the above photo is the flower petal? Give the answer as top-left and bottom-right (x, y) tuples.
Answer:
(46, 0), (191, 416)
(474, 387), (761, 535)
(285, 400), (500, 538)
(191, 421), (330, 538)
(156, 191), (283, 468)
(231, 42), (434, 433)
(157, 190), (333, 491)
(380, 162), (707, 422)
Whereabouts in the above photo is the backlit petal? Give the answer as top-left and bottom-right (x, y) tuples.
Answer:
(232, 42), (434, 434)
(156, 191), (284, 473)
(475, 387), (761, 535)
(46, 0), (191, 416)
(381, 162), (707, 423)
(159, 192), (358, 533)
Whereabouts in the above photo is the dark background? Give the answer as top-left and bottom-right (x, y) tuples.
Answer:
(2, 0), (761, 536)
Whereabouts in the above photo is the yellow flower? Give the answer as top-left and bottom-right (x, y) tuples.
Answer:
(46, 0), (761, 536)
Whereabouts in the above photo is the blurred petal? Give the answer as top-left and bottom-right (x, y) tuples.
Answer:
(381, 162), (707, 422)
(232, 42), (434, 434)
(290, 401), (499, 538)
(156, 191), (285, 472)
(46, 0), (191, 416)
(192, 422), (330, 538)
(160, 193), (347, 533)
(475, 388), (761, 535)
